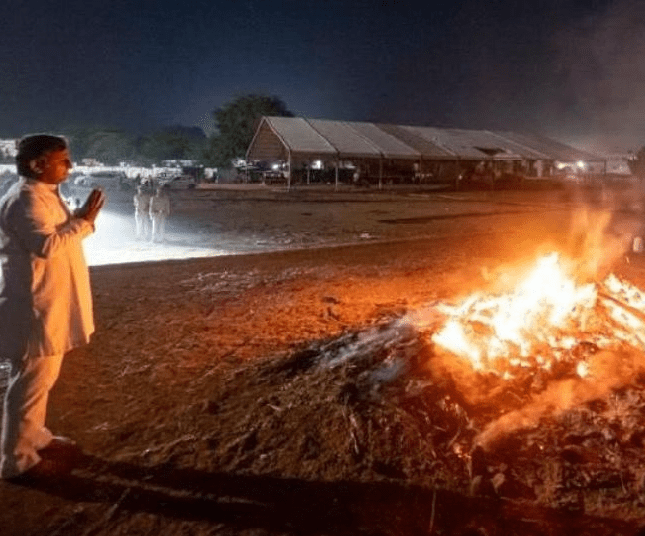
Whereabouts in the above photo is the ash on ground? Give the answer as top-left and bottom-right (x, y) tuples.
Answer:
(207, 313), (645, 525)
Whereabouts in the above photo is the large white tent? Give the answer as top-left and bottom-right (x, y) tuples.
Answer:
(247, 116), (605, 188)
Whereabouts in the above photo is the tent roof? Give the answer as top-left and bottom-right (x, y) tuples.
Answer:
(251, 117), (337, 160)
(494, 132), (601, 162)
(375, 124), (453, 158)
(408, 127), (546, 160)
(247, 117), (603, 163)
(345, 121), (421, 159)
(306, 119), (382, 159)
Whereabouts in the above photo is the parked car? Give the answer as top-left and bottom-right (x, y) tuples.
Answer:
(161, 175), (196, 189)
(73, 171), (129, 190)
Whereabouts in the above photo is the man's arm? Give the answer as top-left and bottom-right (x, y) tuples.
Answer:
(8, 188), (99, 258)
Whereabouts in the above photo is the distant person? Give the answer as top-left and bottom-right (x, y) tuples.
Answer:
(133, 184), (151, 240)
(0, 172), (18, 198)
(0, 134), (106, 480)
(149, 185), (170, 242)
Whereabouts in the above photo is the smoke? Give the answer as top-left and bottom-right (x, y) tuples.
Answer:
(475, 346), (645, 450)
(546, 0), (645, 152)
(566, 203), (636, 281)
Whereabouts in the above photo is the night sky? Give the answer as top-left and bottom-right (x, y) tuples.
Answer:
(1, 0), (644, 153)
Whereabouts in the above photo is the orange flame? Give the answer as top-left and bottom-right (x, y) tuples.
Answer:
(425, 252), (645, 379)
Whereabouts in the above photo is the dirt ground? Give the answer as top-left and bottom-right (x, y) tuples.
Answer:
(3, 183), (645, 535)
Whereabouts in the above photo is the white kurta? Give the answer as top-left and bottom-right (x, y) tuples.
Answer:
(0, 178), (95, 358)
(149, 193), (170, 217)
(133, 192), (151, 239)
(133, 191), (151, 215)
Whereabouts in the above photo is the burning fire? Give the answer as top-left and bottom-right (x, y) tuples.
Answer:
(425, 252), (645, 380)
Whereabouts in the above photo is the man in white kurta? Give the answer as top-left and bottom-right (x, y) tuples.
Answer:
(0, 135), (105, 479)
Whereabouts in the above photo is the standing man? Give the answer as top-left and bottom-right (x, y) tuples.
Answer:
(0, 135), (105, 480)
(149, 184), (170, 243)
(133, 183), (151, 240)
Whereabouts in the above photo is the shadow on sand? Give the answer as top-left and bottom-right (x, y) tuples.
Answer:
(10, 453), (642, 535)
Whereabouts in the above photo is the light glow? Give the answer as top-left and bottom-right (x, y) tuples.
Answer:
(82, 209), (227, 266)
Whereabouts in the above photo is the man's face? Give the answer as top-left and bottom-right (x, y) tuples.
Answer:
(33, 149), (72, 184)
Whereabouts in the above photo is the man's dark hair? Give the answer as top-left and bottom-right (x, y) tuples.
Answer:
(16, 134), (68, 178)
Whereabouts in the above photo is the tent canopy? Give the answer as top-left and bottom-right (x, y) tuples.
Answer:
(247, 117), (602, 164)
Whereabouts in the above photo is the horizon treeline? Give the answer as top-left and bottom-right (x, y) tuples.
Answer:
(0, 94), (294, 169)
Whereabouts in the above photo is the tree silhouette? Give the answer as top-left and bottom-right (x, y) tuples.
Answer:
(206, 94), (293, 168)
(137, 126), (207, 163)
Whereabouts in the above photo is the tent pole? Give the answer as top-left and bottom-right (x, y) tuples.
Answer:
(288, 152), (292, 191)
(335, 160), (339, 191)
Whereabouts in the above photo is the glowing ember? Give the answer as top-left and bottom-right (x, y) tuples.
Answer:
(425, 253), (645, 379)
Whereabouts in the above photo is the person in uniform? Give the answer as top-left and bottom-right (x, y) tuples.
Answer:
(133, 183), (151, 240)
(0, 134), (105, 480)
(149, 185), (171, 243)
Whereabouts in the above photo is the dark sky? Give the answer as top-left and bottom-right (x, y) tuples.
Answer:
(1, 0), (644, 153)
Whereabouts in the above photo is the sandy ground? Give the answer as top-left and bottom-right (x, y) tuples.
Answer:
(2, 183), (645, 535)
(83, 184), (582, 265)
